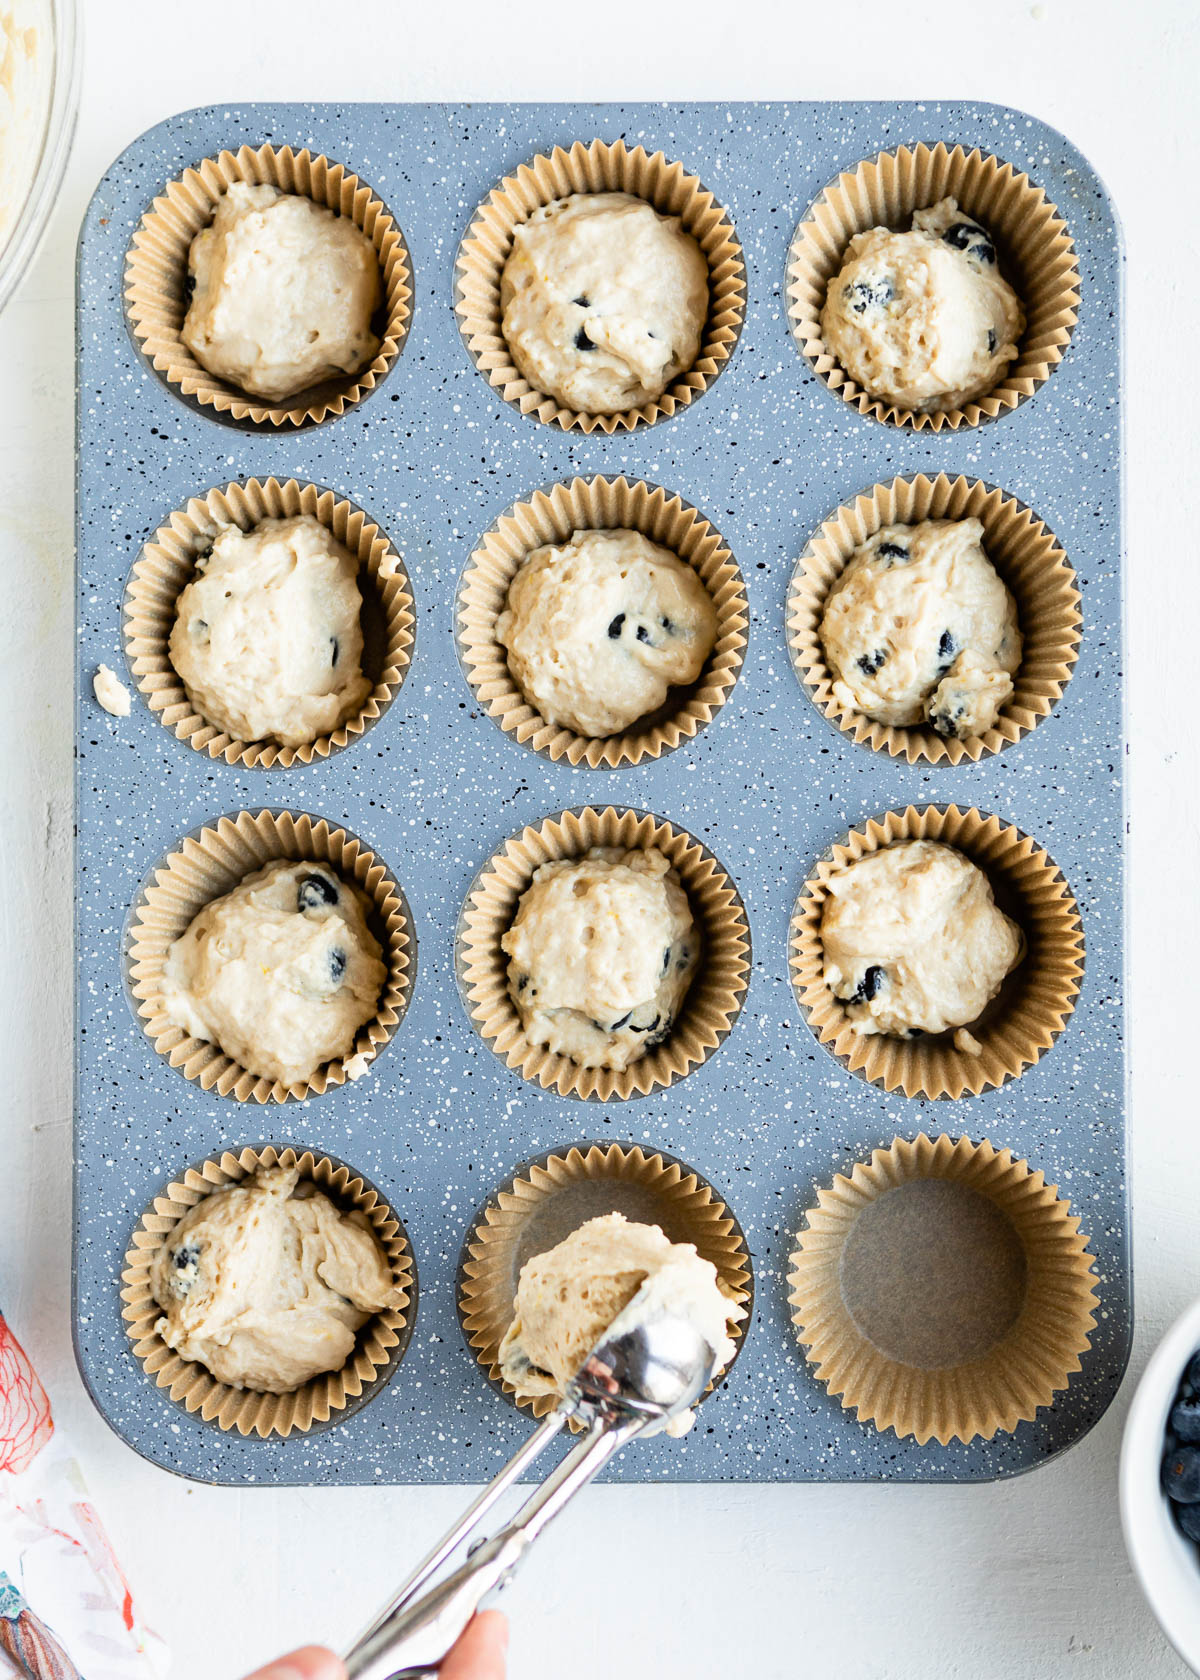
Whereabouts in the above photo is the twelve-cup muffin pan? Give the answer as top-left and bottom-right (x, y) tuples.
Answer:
(74, 100), (1127, 1485)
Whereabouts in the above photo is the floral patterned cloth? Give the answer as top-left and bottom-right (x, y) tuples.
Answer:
(0, 1314), (167, 1680)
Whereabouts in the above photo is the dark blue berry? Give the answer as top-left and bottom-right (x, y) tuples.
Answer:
(661, 616), (673, 632)
(662, 948), (671, 976)
(609, 1012), (632, 1031)
(856, 648), (888, 678)
(1164, 1447), (1200, 1502)
(574, 328), (595, 351)
(876, 541), (908, 562)
(1172, 1400), (1200, 1444)
(330, 636), (339, 666)
(297, 872), (339, 911)
(1177, 1503), (1200, 1543)
(642, 1017), (672, 1050)
(607, 613), (625, 639)
(636, 624), (651, 644)
(987, 328), (997, 353)
(328, 947), (347, 984)
(847, 965), (885, 1005)
(931, 704), (967, 739)
(572, 295), (589, 307)
(173, 1240), (200, 1271)
(1186, 1352), (1200, 1390)
(937, 630), (958, 672)
(942, 221), (995, 264)
(845, 278), (894, 314)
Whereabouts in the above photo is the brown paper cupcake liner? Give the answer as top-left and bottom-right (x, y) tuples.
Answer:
(121, 1145), (415, 1439)
(123, 477), (414, 769)
(787, 142), (1079, 430)
(789, 805), (1084, 1099)
(787, 473), (1081, 765)
(788, 1133), (1098, 1445)
(456, 806), (750, 1101)
(454, 138), (746, 434)
(458, 1141), (753, 1422)
(127, 809), (414, 1102)
(125, 143), (412, 428)
(457, 475), (748, 768)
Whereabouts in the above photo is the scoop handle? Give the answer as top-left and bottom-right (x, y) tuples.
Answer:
(343, 1414), (643, 1679)
(347, 1409), (567, 1653)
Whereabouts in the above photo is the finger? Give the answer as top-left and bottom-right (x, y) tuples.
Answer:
(242, 1646), (347, 1680)
(439, 1611), (509, 1680)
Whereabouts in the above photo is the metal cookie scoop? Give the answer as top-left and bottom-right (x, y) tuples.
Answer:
(343, 1288), (722, 1680)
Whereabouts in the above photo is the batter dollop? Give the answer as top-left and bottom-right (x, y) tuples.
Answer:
(821, 840), (1023, 1039)
(150, 1165), (399, 1393)
(502, 847), (698, 1071)
(819, 518), (1021, 738)
(496, 528), (718, 737)
(182, 182), (381, 402)
(498, 1212), (742, 1437)
(169, 515), (371, 748)
(500, 192), (709, 414)
(161, 859), (386, 1085)
(821, 197), (1024, 412)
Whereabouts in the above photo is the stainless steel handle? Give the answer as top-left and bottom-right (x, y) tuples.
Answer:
(343, 1415), (644, 1680)
(349, 1411), (568, 1651)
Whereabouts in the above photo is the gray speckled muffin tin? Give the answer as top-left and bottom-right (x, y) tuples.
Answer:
(74, 100), (1127, 1486)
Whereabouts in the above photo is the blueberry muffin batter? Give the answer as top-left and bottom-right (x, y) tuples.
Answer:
(161, 859), (387, 1085)
(821, 840), (1023, 1040)
(498, 1212), (743, 1437)
(819, 518), (1021, 739)
(821, 197), (1024, 412)
(182, 182), (381, 402)
(496, 529), (718, 737)
(502, 847), (698, 1071)
(169, 515), (371, 748)
(500, 192), (709, 414)
(150, 1165), (399, 1392)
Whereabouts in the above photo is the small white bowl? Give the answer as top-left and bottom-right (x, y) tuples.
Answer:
(1120, 1298), (1200, 1675)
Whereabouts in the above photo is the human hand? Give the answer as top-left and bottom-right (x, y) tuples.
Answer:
(242, 1612), (509, 1680)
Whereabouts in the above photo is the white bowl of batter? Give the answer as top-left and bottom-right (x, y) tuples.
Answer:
(0, 0), (79, 317)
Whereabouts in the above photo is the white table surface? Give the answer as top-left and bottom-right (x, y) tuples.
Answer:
(2, 1), (1196, 1674)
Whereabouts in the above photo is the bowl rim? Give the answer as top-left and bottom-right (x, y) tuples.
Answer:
(1120, 1296), (1200, 1676)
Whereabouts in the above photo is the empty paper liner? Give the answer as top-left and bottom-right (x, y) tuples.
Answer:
(787, 472), (1080, 764)
(787, 142), (1079, 430)
(789, 804), (1084, 1099)
(127, 808), (414, 1102)
(123, 476), (414, 768)
(454, 137), (746, 434)
(124, 143), (412, 428)
(787, 1133), (1098, 1445)
(457, 473), (748, 768)
(121, 1145), (415, 1439)
(457, 1141), (752, 1422)
(455, 805), (750, 1101)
